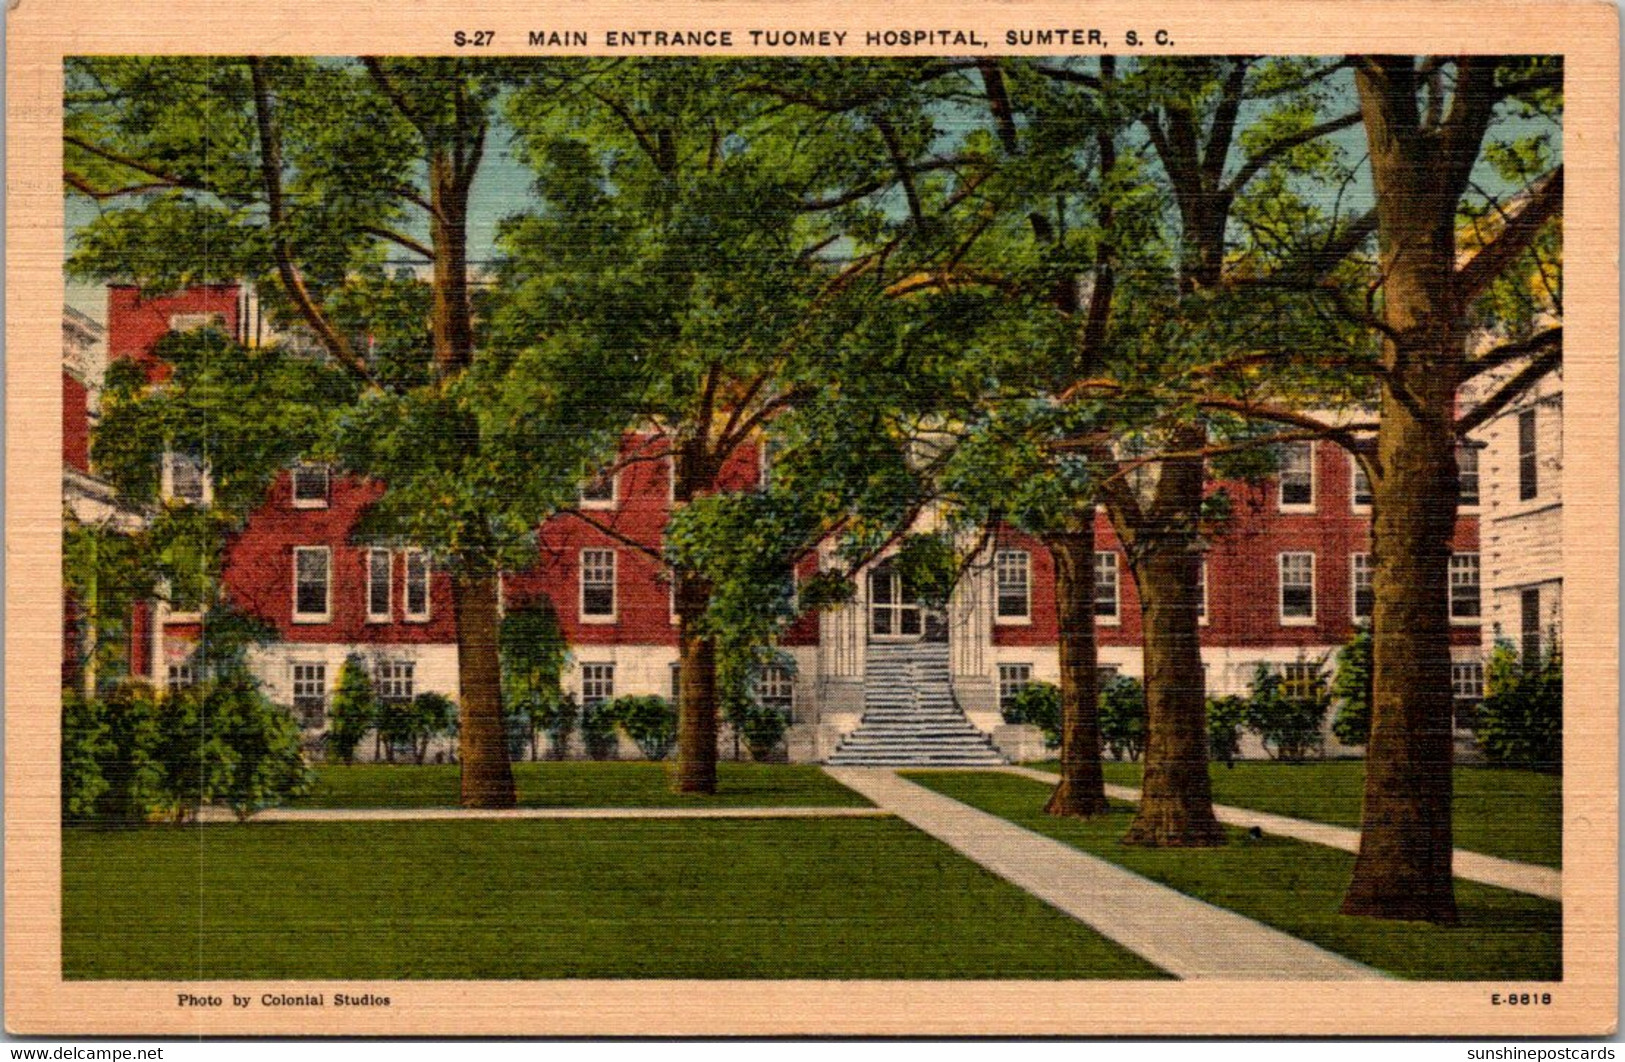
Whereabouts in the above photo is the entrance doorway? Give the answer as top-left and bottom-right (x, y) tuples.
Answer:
(868, 562), (947, 642)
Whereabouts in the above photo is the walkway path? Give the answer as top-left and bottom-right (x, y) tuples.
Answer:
(825, 767), (1381, 981)
(201, 805), (891, 824)
(999, 765), (1561, 901)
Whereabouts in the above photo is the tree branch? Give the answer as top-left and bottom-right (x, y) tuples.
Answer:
(1224, 110), (1363, 196)
(1455, 346), (1562, 436)
(1455, 167), (1563, 301)
(1464, 327), (1562, 376)
(359, 225), (435, 261)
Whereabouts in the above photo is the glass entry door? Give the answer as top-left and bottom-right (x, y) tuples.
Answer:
(869, 565), (923, 640)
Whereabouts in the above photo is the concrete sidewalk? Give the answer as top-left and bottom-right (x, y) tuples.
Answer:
(825, 767), (1381, 981)
(201, 805), (891, 823)
(1000, 765), (1561, 901)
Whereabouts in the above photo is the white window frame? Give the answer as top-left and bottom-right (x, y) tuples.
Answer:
(1449, 553), (1481, 625)
(581, 662), (615, 706)
(1456, 444), (1481, 510)
(1196, 558), (1209, 626)
(1350, 458), (1373, 512)
(291, 661), (328, 727)
(1094, 551), (1121, 627)
(161, 578), (203, 625)
(1278, 441), (1316, 513)
(161, 449), (213, 506)
(997, 663), (1033, 712)
(169, 311), (227, 333)
(1278, 551), (1316, 626)
(366, 548), (393, 624)
(580, 549), (617, 624)
(1280, 661), (1321, 701)
(757, 665), (794, 714)
(374, 658), (416, 703)
(291, 464), (330, 509)
(166, 662), (198, 692)
(403, 549), (431, 622)
(1451, 660), (1485, 701)
(292, 546), (332, 624)
(994, 549), (1032, 625)
(580, 471), (618, 511)
(1351, 553), (1374, 624)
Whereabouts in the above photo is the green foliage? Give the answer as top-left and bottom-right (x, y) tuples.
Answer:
(1331, 627), (1374, 747)
(1477, 639), (1562, 771)
(580, 699), (619, 761)
(734, 701), (791, 763)
(93, 682), (166, 823)
(203, 672), (312, 820)
(1099, 676), (1147, 762)
(62, 689), (112, 822)
(1206, 695), (1247, 768)
(1002, 681), (1061, 749)
(716, 645), (795, 762)
(326, 655), (376, 765)
(606, 695), (677, 762)
(377, 691), (458, 765)
(1243, 662), (1329, 762)
(535, 693), (580, 761)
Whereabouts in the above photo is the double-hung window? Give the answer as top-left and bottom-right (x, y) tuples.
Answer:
(997, 663), (1033, 712)
(1278, 442), (1315, 510)
(1518, 409), (1538, 501)
(1279, 552), (1315, 624)
(404, 550), (431, 622)
(375, 659), (415, 703)
(994, 550), (1031, 623)
(291, 464), (329, 508)
(1449, 554), (1481, 621)
(291, 662), (328, 728)
(292, 547), (331, 623)
(1351, 553), (1374, 622)
(366, 549), (392, 623)
(581, 549), (616, 622)
(1095, 552), (1120, 623)
(581, 663), (615, 706)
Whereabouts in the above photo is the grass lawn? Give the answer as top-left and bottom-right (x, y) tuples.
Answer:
(289, 761), (872, 810)
(1025, 759), (1561, 868)
(63, 818), (1167, 980)
(908, 771), (1560, 982)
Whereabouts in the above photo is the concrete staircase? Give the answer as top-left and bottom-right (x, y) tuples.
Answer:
(825, 643), (1006, 767)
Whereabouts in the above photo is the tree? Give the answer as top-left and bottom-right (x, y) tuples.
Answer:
(1241, 661), (1330, 762)
(327, 654), (376, 765)
(1331, 627), (1374, 746)
(67, 57), (617, 808)
(1476, 637), (1562, 770)
(499, 601), (569, 760)
(1340, 56), (1561, 922)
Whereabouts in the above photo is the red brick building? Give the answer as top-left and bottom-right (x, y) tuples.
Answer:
(96, 285), (1487, 761)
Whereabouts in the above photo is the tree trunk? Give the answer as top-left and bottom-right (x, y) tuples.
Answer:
(674, 568), (719, 794)
(1120, 462), (1224, 847)
(428, 150), (474, 379)
(1042, 518), (1110, 817)
(1340, 59), (1465, 924)
(451, 571), (516, 808)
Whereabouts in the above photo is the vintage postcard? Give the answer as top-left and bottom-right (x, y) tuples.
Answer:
(6, 0), (1618, 1038)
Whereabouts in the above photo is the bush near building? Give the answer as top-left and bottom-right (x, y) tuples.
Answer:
(1099, 676), (1147, 763)
(325, 654), (377, 766)
(1477, 638), (1562, 771)
(1242, 662), (1330, 762)
(607, 695), (677, 761)
(1331, 627), (1374, 747)
(1002, 680), (1061, 749)
(1206, 694), (1247, 768)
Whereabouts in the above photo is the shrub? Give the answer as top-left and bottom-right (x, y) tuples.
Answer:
(736, 701), (790, 762)
(1099, 675), (1147, 762)
(1206, 694), (1247, 768)
(94, 681), (166, 823)
(535, 692), (579, 760)
(1331, 627), (1374, 746)
(204, 672), (311, 821)
(1243, 662), (1329, 762)
(580, 698), (618, 760)
(1476, 638), (1562, 770)
(62, 688), (111, 822)
(152, 684), (231, 822)
(326, 654), (376, 765)
(411, 692), (459, 763)
(500, 602), (568, 760)
(1002, 681), (1061, 749)
(607, 695), (677, 761)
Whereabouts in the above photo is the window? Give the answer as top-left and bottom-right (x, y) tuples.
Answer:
(291, 662), (327, 728)
(1449, 554), (1481, 621)
(169, 312), (226, 333)
(366, 549), (392, 623)
(1097, 664), (1121, 686)
(165, 577), (203, 622)
(1351, 554), (1374, 622)
(580, 471), (617, 509)
(166, 663), (197, 692)
(994, 550), (1031, 622)
(580, 549), (616, 621)
(292, 547), (331, 622)
(1279, 552), (1315, 624)
(163, 451), (210, 505)
(1457, 445), (1480, 506)
(1095, 552), (1120, 622)
(670, 662), (682, 703)
(404, 550), (431, 621)
(291, 464), (329, 508)
(1196, 559), (1208, 623)
(581, 663), (615, 707)
(1281, 662), (1322, 700)
(758, 665), (794, 713)
(1278, 442), (1314, 509)
(375, 659), (415, 703)
(1520, 588), (1542, 664)
(998, 663), (1033, 712)
(1518, 409), (1538, 501)
(1452, 660), (1485, 729)
(1351, 461), (1374, 509)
